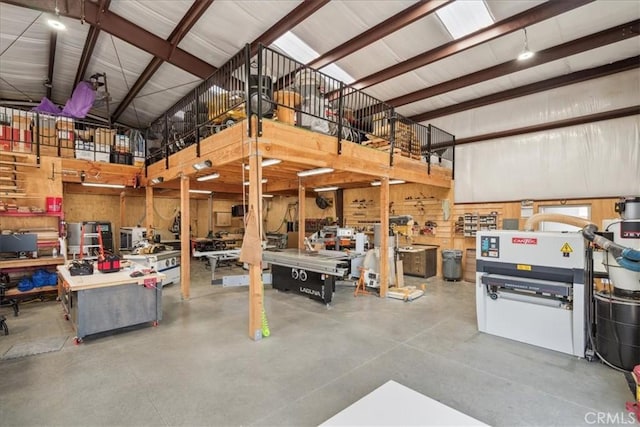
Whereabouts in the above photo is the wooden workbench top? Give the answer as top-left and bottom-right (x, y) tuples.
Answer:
(57, 263), (165, 291)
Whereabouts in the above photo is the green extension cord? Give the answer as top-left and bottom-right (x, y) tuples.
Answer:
(261, 281), (270, 337)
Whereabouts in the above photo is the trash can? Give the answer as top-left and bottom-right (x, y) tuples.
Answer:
(442, 249), (463, 281)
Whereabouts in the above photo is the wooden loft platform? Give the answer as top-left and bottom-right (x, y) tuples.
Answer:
(145, 119), (452, 193)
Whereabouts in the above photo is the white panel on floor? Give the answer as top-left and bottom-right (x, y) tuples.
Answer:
(321, 380), (487, 426)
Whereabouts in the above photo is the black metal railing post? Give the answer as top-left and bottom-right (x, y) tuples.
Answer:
(389, 109), (396, 167)
(164, 113), (169, 170)
(337, 81), (344, 154)
(245, 44), (253, 138)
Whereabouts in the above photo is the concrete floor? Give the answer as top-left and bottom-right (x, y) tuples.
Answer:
(0, 260), (634, 426)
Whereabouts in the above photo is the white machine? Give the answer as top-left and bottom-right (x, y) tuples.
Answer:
(119, 227), (147, 251)
(123, 250), (180, 287)
(476, 231), (586, 357)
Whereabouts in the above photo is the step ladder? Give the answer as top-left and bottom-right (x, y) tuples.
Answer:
(79, 223), (105, 260)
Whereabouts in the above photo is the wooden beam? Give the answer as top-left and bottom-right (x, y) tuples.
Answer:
(298, 183), (306, 250)
(146, 185), (154, 239)
(247, 144), (264, 340)
(119, 191), (126, 231)
(379, 177), (389, 298)
(180, 175), (190, 300)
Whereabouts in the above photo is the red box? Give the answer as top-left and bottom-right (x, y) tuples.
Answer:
(98, 255), (121, 273)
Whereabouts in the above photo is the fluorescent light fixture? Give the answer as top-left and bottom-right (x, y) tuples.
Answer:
(517, 28), (535, 61)
(436, 1), (494, 39)
(262, 194), (274, 198)
(47, 19), (66, 30)
(192, 159), (212, 171)
(189, 189), (212, 194)
(196, 173), (220, 182)
(371, 180), (406, 186)
(150, 177), (164, 185)
(314, 186), (339, 192)
(244, 179), (268, 185)
(244, 158), (282, 170)
(297, 167), (334, 177)
(82, 183), (126, 189)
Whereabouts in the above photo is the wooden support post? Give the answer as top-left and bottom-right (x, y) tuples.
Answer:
(248, 146), (264, 340)
(379, 177), (390, 297)
(119, 191), (126, 228)
(180, 175), (190, 300)
(298, 183), (306, 249)
(145, 185), (154, 239)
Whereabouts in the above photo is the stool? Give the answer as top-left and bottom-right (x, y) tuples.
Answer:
(0, 315), (8, 335)
(354, 268), (372, 297)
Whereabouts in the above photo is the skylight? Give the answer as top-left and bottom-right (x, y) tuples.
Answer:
(436, 0), (494, 40)
(272, 32), (355, 84)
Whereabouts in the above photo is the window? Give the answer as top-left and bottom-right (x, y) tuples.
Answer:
(436, 1), (494, 40)
(539, 205), (591, 232)
(272, 32), (354, 83)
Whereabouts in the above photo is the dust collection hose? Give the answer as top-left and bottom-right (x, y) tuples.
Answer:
(582, 224), (640, 272)
(524, 213), (640, 272)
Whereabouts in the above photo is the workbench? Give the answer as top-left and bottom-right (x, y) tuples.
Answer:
(397, 245), (438, 278)
(0, 256), (65, 316)
(57, 264), (165, 343)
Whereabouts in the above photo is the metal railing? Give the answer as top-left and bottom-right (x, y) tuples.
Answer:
(145, 44), (456, 172)
(0, 106), (145, 166)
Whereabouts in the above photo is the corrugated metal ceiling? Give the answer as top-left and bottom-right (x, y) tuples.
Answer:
(0, 0), (637, 132)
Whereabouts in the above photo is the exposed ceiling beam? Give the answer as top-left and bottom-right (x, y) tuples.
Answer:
(46, 30), (56, 99)
(73, 0), (111, 89)
(2, 0), (216, 79)
(308, 0), (452, 70)
(351, 0), (594, 90)
(111, 0), (214, 123)
(392, 20), (640, 109)
(411, 55), (640, 123)
(250, 0), (330, 55)
(433, 105), (639, 148)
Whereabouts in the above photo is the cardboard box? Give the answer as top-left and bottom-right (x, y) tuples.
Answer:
(39, 127), (56, 138)
(95, 152), (110, 163)
(58, 130), (74, 141)
(75, 140), (95, 152)
(75, 149), (94, 161)
(41, 145), (74, 158)
(58, 138), (74, 149)
(38, 115), (56, 130)
(75, 129), (93, 141)
(95, 128), (115, 145)
(114, 134), (130, 152)
(55, 118), (74, 130)
(12, 114), (32, 130)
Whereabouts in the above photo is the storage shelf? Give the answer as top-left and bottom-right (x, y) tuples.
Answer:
(0, 211), (62, 217)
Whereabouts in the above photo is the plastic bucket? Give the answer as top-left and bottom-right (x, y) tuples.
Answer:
(46, 196), (62, 213)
